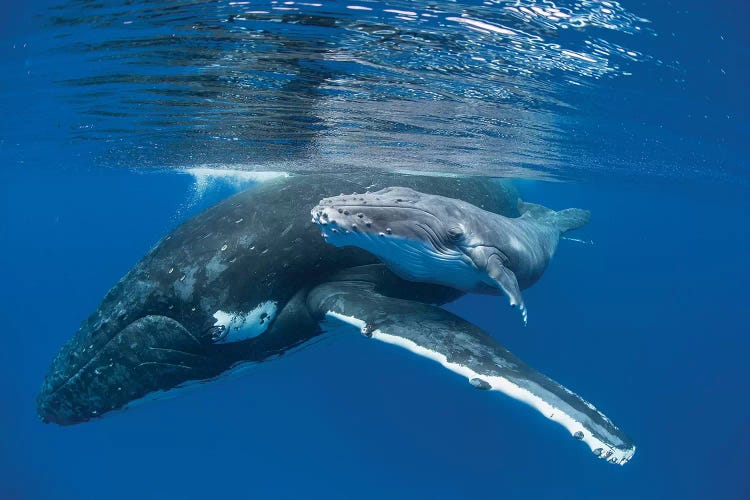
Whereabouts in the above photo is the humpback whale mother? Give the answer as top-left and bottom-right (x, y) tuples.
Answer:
(37, 173), (634, 465)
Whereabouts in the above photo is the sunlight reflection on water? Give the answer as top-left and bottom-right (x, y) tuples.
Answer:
(35, 0), (657, 178)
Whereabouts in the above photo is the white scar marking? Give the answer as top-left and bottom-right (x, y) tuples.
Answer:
(324, 311), (635, 465)
(212, 301), (278, 343)
(205, 254), (228, 282)
(172, 265), (198, 301)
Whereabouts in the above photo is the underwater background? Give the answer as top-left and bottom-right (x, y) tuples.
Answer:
(1, 0), (747, 498)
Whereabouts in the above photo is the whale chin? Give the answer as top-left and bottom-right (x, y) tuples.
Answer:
(37, 315), (220, 425)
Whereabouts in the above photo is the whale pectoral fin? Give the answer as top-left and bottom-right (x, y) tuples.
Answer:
(307, 281), (635, 465)
(487, 260), (527, 324)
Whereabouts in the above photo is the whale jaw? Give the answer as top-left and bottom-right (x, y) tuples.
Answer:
(37, 315), (216, 425)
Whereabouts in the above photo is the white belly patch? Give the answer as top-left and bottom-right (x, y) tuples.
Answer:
(212, 301), (278, 343)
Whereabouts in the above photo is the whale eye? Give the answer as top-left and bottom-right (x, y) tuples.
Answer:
(447, 226), (464, 242)
(203, 325), (227, 343)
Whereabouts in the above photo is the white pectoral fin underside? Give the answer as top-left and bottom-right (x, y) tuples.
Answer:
(307, 280), (635, 465)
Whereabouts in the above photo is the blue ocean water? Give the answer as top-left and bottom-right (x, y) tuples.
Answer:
(1, 1), (748, 499)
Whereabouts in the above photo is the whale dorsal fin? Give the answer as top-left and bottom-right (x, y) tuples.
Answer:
(518, 199), (553, 219)
(518, 199), (590, 235)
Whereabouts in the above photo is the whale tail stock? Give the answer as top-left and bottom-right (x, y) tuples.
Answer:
(517, 199), (590, 235)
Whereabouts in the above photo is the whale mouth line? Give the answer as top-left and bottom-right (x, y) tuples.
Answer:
(37, 314), (210, 425)
(44, 315), (203, 400)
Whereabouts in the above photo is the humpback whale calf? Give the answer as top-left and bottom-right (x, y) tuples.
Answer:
(37, 173), (634, 465)
(312, 187), (590, 324)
